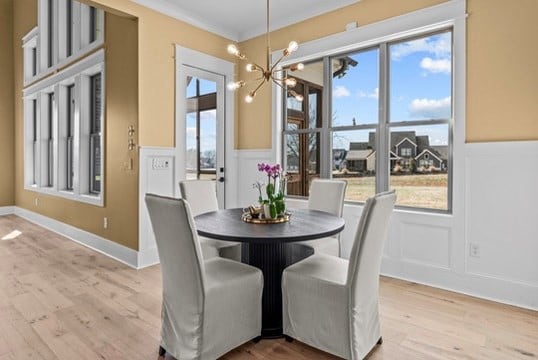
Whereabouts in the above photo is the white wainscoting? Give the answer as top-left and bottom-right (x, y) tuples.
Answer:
(237, 144), (538, 310)
(464, 141), (538, 307)
(233, 150), (274, 207)
(138, 147), (177, 268)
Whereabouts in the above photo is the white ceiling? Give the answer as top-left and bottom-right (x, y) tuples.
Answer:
(131, 0), (360, 42)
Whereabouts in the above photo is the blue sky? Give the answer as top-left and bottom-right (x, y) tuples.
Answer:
(332, 31), (452, 149)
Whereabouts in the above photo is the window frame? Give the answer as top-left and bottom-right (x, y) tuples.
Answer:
(23, 49), (105, 207)
(34, 0), (104, 83)
(274, 0), (465, 214)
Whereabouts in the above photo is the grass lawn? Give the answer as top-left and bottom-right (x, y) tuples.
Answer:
(337, 173), (448, 210)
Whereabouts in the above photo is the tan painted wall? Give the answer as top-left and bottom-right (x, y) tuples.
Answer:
(467, 0), (538, 142)
(14, 2), (140, 250)
(236, 0), (538, 148)
(0, 0), (14, 206)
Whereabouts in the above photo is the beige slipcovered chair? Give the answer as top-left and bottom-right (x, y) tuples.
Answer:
(145, 194), (263, 360)
(282, 191), (396, 359)
(179, 180), (241, 261)
(297, 179), (347, 257)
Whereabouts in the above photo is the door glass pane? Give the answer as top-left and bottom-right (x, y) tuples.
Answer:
(332, 129), (376, 202)
(185, 76), (217, 181)
(285, 132), (320, 197)
(198, 79), (216, 96)
(389, 31), (452, 122)
(185, 112), (197, 180)
(199, 109), (216, 180)
(389, 124), (449, 210)
(331, 48), (379, 126)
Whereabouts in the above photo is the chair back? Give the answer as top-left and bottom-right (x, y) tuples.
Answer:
(144, 194), (205, 326)
(346, 191), (396, 295)
(308, 179), (347, 217)
(179, 180), (219, 217)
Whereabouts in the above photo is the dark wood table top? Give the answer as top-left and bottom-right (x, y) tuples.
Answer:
(194, 208), (345, 244)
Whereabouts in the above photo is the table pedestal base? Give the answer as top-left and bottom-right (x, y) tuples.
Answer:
(242, 242), (294, 338)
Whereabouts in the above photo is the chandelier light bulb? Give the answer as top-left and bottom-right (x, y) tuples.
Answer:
(245, 92), (256, 103)
(227, 44), (239, 56)
(290, 63), (305, 71)
(227, 80), (245, 90)
(246, 63), (256, 72)
(287, 41), (299, 53)
(285, 78), (297, 87)
(295, 94), (304, 102)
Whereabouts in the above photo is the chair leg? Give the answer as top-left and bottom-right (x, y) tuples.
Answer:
(377, 336), (383, 345)
(159, 346), (166, 356)
(284, 335), (294, 343)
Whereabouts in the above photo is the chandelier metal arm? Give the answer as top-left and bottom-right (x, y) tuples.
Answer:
(254, 78), (267, 92)
(272, 77), (284, 89)
(270, 54), (288, 74)
(226, 0), (303, 103)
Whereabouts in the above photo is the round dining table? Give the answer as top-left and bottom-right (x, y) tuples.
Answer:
(194, 207), (345, 338)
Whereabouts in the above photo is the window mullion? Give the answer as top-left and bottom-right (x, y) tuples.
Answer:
(321, 56), (332, 179)
(376, 42), (390, 194)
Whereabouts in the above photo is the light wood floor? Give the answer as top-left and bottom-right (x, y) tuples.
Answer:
(0, 214), (536, 360)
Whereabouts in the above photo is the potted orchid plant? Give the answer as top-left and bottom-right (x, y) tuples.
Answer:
(254, 163), (287, 219)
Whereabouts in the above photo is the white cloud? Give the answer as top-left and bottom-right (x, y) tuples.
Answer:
(333, 85), (351, 98)
(391, 33), (451, 60)
(420, 57), (451, 74)
(358, 87), (379, 99)
(409, 96), (451, 119)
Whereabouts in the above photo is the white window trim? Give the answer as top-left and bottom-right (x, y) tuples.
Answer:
(23, 49), (105, 207)
(33, 0), (104, 85)
(22, 27), (39, 86)
(271, 0), (466, 215)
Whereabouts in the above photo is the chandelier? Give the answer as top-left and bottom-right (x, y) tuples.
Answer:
(226, 0), (305, 103)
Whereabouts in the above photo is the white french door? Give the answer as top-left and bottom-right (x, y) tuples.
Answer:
(175, 47), (231, 208)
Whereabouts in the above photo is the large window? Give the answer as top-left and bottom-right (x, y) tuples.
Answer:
(23, 50), (105, 206)
(283, 29), (453, 212)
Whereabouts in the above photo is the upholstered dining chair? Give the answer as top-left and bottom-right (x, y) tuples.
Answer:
(145, 194), (263, 360)
(296, 179), (347, 257)
(179, 180), (241, 261)
(282, 191), (396, 360)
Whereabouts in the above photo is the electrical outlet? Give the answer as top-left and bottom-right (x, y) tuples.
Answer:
(469, 242), (480, 258)
(103, 217), (108, 229)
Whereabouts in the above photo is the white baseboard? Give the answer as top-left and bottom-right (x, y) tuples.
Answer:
(0, 206), (15, 216)
(10, 207), (156, 269)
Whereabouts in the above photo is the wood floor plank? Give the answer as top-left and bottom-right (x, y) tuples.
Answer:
(1, 215), (537, 360)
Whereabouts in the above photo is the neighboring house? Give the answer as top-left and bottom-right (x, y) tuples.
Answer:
(344, 131), (448, 173)
(345, 149), (375, 172)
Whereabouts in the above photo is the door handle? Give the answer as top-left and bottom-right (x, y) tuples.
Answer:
(218, 177), (225, 183)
